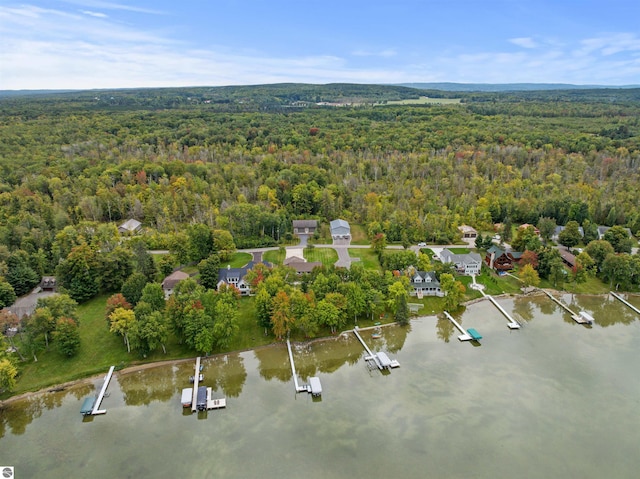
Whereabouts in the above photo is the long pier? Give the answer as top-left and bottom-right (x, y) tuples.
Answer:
(480, 291), (520, 329)
(352, 327), (383, 370)
(286, 339), (308, 393)
(443, 311), (472, 341)
(91, 366), (115, 415)
(542, 290), (592, 324)
(610, 291), (640, 315)
(191, 357), (201, 412)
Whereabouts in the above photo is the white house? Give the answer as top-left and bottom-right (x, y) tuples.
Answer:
(161, 270), (190, 298)
(409, 271), (443, 297)
(439, 249), (482, 276)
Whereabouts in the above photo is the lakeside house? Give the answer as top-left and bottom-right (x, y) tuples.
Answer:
(439, 249), (482, 276)
(409, 271), (443, 297)
(217, 260), (272, 296)
(552, 225), (584, 242)
(485, 245), (523, 271)
(161, 270), (190, 298)
(597, 225), (633, 239)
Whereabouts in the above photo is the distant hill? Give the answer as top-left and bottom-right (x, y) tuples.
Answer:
(398, 82), (640, 92)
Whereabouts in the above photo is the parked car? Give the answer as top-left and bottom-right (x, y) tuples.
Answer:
(418, 242), (427, 247)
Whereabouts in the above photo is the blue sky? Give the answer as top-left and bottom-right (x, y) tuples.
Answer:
(1, 0), (639, 89)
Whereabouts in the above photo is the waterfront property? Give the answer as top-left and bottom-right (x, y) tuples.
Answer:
(352, 326), (400, 370)
(409, 270), (443, 297)
(439, 249), (482, 276)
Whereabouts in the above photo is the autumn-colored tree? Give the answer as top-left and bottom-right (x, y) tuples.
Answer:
(518, 264), (540, 287)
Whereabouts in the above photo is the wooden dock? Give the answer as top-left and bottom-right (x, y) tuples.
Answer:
(610, 292), (640, 315)
(191, 357), (201, 412)
(91, 365), (115, 415)
(206, 388), (226, 409)
(480, 291), (520, 329)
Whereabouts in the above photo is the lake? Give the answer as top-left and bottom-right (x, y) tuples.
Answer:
(1, 293), (640, 479)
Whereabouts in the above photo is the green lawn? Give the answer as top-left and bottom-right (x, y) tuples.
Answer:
(221, 252), (253, 268)
(349, 224), (369, 245)
(263, 248), (285, 265)
(447, 247), (471, 254)
(304, 247), (338, 266)
(348, 248), (381, 269)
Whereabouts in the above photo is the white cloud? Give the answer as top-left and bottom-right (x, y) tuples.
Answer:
(81, 10), (108, 18)
(352, 48), (397, 58)
(509, 37), (538, 49)
(62, 0), (164, 15)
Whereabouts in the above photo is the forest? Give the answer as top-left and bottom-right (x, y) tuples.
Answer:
(1, 83), (640, 393)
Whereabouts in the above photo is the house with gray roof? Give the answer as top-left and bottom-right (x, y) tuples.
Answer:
(439, 249), (482, 276)
(409, 271), (443, 297)
(217, 260), (272, 296)
(330, 219), (351, 239)
(118, 218), (142, 235)
(292, 220), (318, 236)
(552, 225), (584, 242)
(161, 270), (190, 298)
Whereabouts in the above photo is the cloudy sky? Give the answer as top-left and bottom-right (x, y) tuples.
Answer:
(1, 0), (639, 90)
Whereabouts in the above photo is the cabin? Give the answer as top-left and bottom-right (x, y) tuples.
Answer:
(292, 220), (318, 236)
(161, 271), (190, 298)
(439, 249), (482, 276)
(485, 245), (522, 271)
(330, 219), (351, 240)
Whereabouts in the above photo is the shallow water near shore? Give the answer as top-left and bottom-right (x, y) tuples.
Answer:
(1, 294), (640, 479)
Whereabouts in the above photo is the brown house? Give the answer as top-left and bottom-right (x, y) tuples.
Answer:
(485, 245), (523, 271)
(161, 271), (190, 298)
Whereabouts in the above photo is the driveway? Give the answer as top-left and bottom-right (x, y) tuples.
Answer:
(7, 289), (57, 319)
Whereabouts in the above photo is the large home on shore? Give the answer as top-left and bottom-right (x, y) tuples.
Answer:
(292, 220), (318, 236)
(409, 271), (443, 298)
(161, 270), (190, 298)
(330, 219), (351, 240)
(485, 245), (523, 271)
(439, 249), (482, 276)
(217, 260), (272, 296)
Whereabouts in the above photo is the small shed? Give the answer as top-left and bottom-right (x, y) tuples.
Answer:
(40, 276), (57, 292)
(118, 218), (142, 235)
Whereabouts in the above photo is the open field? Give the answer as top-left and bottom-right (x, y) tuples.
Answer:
(347, 248), (381, 269)
(304, 247), (339, 266)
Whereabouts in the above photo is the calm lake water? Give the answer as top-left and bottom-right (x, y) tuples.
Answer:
(1, 294), (640, 479)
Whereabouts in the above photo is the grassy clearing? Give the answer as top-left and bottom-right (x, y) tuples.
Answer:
(447, 247), (471, 254)
(263, 248), (285, 265)
(349, 224), (369, 245)
(304, 247), (338, 266)
(221, 252), (253, 268)
(420, 248), (436, 258)
(348, 248), (381, 269)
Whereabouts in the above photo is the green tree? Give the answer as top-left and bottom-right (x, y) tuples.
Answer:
(603, 226), (634, 253)
(537, 217), (557, 242)
(213, 229), (236, 262)
(314, 299), (341, 334)
(271, 291), (294, 339)
(387, 280), (410, 325)
(130, 310), (168, 355)
(558, 221), (582, 249)
(139, 282), (165, 312)
(121, 272), (149, 306)
(575, 252), (596, 276)
(5, 251), (40, 297)
(0, 280), (17, 308)
(254, 286), (273, 335)
(36, 294), (78, 323)
(371, 233), (387, 260)
(187, 223), (214, 263)
(585, 240), (615, 272)
(98, 246), (133, 292)
(158, 254), (176, 278)
(416, 252), (433, 272)
(213, 300), (239, 349)
(198, 253), (221, 289)
(601, 253), (631, 290)
(131, 240), (157, 281)
(512, 225), (542, 252)
(53, 317), (81, 357)
(518, 264), (540, 287)
(109, 307), (136, 353)
(0, 358), (18, 392)
(440, 273), (465, 310)
(582, 220), (599, 244)
(56, 244), (100, 302)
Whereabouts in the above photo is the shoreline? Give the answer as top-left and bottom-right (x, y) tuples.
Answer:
(1, 289), (635, 406)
